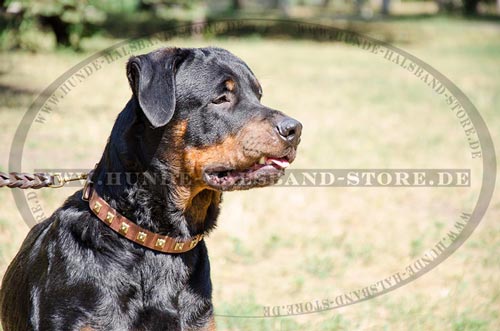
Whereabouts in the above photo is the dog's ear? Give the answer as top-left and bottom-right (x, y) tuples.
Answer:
(126, 50), (181, 128)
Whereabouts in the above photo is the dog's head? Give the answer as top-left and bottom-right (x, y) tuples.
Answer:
(125, 47), (302, 193)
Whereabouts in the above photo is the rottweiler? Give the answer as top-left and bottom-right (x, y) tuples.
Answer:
(0, 47), (302, 331)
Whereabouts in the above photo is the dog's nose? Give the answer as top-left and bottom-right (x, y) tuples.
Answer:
(276, 118), (302, 145)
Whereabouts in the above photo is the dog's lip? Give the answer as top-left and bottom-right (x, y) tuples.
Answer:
(202, 165), (284, 191)
(201, 154), (293, 191)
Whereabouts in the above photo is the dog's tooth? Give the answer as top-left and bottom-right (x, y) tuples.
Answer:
(258, 157), (266, 165)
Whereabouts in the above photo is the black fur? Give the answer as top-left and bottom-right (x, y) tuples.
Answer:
(0, 47), (301, 331)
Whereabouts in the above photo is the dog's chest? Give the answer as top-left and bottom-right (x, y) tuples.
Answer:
(86, 252), (206, 330)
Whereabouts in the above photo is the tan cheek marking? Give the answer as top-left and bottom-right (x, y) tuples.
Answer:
(185, 189), (221, 224)
(159, 120), (191, 209)
(184, 136), (241, 178)
(161, 120), (188, 171)
(183, 119), (285, 178)
(170, 185), (192, 211)
(170, 120), (188, 146)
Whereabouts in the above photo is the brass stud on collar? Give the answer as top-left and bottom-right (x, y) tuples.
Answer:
(155, 238), (166, 249)
(136, 232), (147, 243)
(174, 242), (185, 251)
(92, 202), (102, 214)
(105, 212), (115, 225)
(189, 234), (203, 248)
(119, 222), (129, 235)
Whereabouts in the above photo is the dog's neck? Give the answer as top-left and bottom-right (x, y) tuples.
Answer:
(91, 101), (220, 238)
(92, 157), (220, 238)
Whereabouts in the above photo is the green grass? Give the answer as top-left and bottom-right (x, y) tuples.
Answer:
(0, 16), (499, 330)
(304, 255), (335, 279)
(452, 314), (489, 331)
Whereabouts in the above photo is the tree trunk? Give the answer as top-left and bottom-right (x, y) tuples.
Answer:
(270, 0), (279, 8)
(463, 0), (479, 15)
(39, 15), (71, 48)
(138, 0), (153, 11)
(381, 0), (390, 15)
(232, 0), (243, 11)
(269, 0), (290, 15)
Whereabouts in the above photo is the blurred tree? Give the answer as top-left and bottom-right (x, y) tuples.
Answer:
(436, 0), (453, 12)
(3, 0), (106, 49)
(354, 0), (364, 15)
(139, 0), (202, 13)
(269, 0), (290, 15)
(462, 0), (479, 14)
(231, 0), (243, 11)
(138, 0), (155, 11)
(435, 0), (494, 15)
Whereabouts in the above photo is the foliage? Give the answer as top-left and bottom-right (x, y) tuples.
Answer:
(1, 0), (106, 50)
(1, 0), (499, 51)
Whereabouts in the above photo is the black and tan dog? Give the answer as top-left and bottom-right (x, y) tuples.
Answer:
(0, 47), (301, 331)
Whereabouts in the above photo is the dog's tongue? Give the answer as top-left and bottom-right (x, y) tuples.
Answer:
(266, 157), (290, 169)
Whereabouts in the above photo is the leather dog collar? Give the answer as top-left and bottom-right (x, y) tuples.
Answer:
(87, 188), (203, 254)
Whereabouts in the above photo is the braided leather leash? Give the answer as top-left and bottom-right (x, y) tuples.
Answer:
(0, 171), (88, 189)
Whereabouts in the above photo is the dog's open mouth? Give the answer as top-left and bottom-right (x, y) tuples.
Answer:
(203, 156), (290, 191)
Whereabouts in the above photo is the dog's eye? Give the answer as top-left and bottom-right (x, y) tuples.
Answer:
(212, 95), (229, 105)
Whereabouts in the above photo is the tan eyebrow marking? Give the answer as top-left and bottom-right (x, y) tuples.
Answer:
(225, 79), (236, 92)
